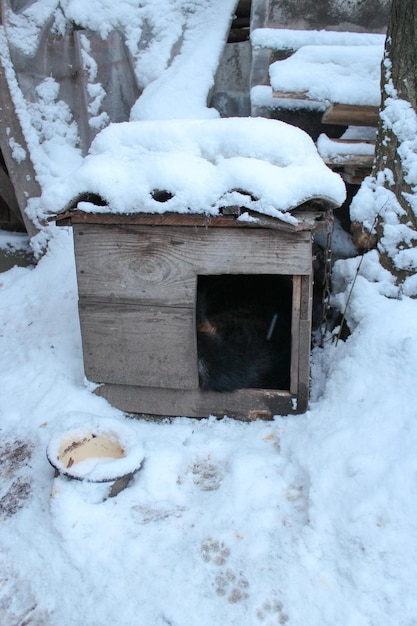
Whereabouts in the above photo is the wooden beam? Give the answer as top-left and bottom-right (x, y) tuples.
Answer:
(55, 207), (334, 232)
(272, 90), (310, 100)
(0, 165), (23, 226)
(72, 224), (313, 296)
(95, 383), (302, 420)
(0, 43), (41, 238)
(322, 103), (380, 127)
(322, 154), (374, 168)
(338, 170), (372, 185)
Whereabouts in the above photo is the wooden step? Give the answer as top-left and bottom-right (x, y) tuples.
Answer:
(322, 103), (379, 127)
(318, 137), (375, 184)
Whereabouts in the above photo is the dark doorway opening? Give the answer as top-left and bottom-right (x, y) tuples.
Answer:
(196, 274), (292, 392)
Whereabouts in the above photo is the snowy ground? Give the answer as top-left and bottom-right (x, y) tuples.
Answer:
(1, 2), (417, 624)
(1, 225), (417, 626)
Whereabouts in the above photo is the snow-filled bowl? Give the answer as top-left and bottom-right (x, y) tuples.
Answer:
(46, 418), (144, 482)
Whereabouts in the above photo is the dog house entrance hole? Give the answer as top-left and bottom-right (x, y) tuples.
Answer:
(196, 274), (292, 392)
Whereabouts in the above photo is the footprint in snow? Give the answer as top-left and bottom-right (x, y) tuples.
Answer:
(200, 538), (250, 603)
(178, 457), (223, 491)
(256, 598), (289, 624)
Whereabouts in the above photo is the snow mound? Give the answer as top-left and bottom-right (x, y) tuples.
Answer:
(47, 117), (346, 220)
(269, 44), (383, 107)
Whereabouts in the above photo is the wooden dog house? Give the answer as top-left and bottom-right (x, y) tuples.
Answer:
(56, 204), (332, 420)
(53, 116), (345, 421)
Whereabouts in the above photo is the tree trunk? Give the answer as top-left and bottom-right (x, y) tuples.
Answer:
(351, 0), (417, 296)
(374, 0), (417, 205)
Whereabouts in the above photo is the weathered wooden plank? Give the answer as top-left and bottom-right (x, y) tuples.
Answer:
(0, 47), (40, 237)
(57, 208), (330, 232)
(339, 170), (371, 185)
(300, 273), (313, 321)
(323, 138), (375, 145)
(296, 318), (312, 413)
(323, 154), (374, 168)
(290, 273), (312, 397)
(272, 90), (311, 100)
(78, 302), (199, 389)
(250, 0), (270, 30)
(73, 224), (197, 306)
(296, 274), (313, 412)
(73, 224), (312, 304)
(95, 383), (300, 419)
(0, 164), (22, 226)
(290, 275), (301, 395)
(74, 30), (140, 149)
(250, 0), (389, 32)
(250, 46), (272, 91)
(322, 103), (379, 127)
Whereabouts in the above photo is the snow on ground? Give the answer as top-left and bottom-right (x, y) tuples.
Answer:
(1, 2), (417, 625)
(1, 226), (417, 626)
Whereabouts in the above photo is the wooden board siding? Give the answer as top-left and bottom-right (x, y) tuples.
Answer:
(73, 223), (312, 305)
(79, 302), (198, 389)
(0, 55), (40, 237)
(69, 216), (315, 417)
(322, 103), (379, 127)
(290, 275), (301, 396)
(95, 384), (300, 420)
(73, 224), (197, 307)
(58, 207), (330, 232)
(297, 274), (313, 409)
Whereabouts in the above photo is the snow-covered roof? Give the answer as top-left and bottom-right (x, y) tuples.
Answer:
(251, 28), (385, 51)
(1, 3), (346, 230)
(50, 117), (346, 221)
(251, 29), (384, 111)
(269, 45), (383, 107)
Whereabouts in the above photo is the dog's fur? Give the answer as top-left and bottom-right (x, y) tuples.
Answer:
(196, 275), (292, 391)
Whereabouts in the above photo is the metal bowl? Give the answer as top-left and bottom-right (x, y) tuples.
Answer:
(46, 418), (144, 482)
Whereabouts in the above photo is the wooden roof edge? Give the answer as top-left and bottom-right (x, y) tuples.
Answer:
(53, 203), (334, 233)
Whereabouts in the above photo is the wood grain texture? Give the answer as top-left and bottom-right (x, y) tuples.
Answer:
(323, 154), (374, 168)
(272, 90), (310, 100)
(322, 103), (379, 127)
(73, 223), (312, 305)
(300, 274), (313, 321)
(95, 383), (301, 420)
(290, 275), (301, 396)
(339, 170), (371, 185)
(297, 318), (312, 407)
(72, 219), (315, 415)
(57, 208), (333, 231)
(296, 276), (313, 407)
(0, 54), (40, 237)
(0, 166), (21, 226)
(79, 302), (199, 389)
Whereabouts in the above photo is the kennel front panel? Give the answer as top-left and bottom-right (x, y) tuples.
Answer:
(73, 223), (312, 293)
(69, 215), (316, 417)
(78, 301), (198, 389)
(73, 223), (312, 391)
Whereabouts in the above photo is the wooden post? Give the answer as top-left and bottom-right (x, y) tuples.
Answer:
(0, 37), (41, 238)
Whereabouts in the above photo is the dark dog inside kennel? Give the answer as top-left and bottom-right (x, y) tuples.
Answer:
(196, 275), (292, 392)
